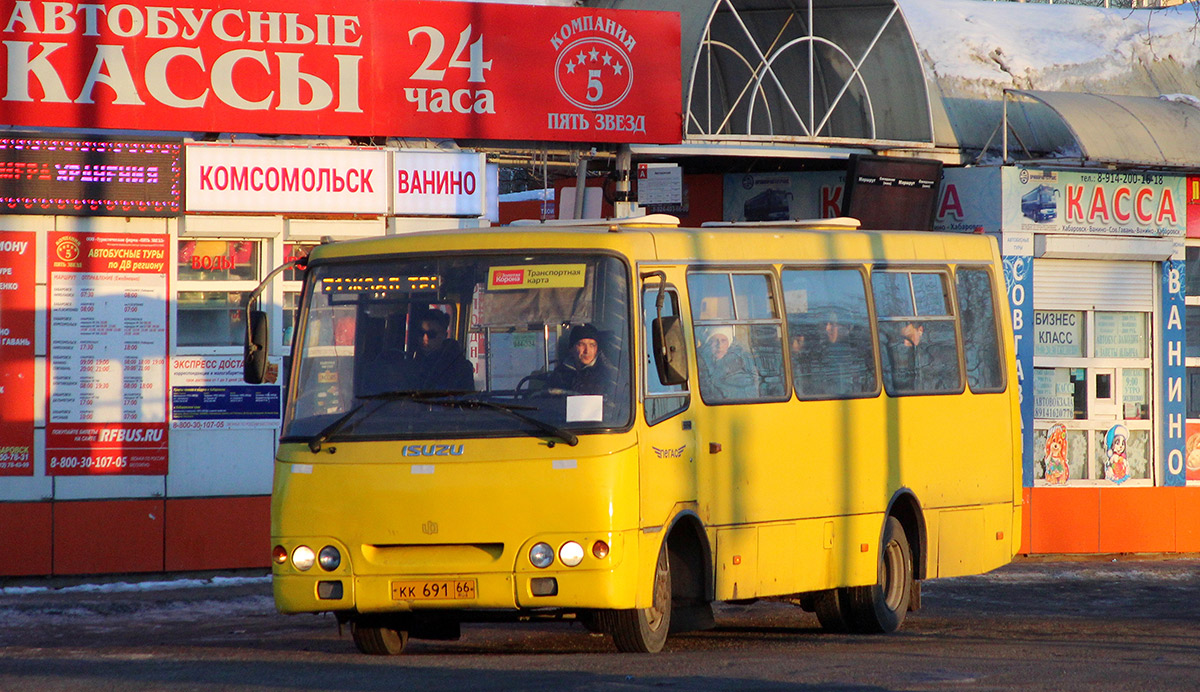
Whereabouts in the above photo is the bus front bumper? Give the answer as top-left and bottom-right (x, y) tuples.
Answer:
(274, 565), (639, 615)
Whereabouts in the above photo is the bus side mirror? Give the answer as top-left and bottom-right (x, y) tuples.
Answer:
(652, 315), (688, 386)
(243, 309), (269, 384)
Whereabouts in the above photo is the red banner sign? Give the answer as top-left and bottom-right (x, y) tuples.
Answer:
(0, 231), (35, 476)
(46, 423), (167, 475)
(0, 1), (682, 143)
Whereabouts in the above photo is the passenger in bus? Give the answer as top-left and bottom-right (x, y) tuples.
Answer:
(698, 325), (759, 400)
(546, 323), (618, 396)
(883, 321), (925, 391)
(810, 310), (869, 396)
(375, 308), (474, 393)
(789, 326), (810, 394)
(884, 321), (958, 392)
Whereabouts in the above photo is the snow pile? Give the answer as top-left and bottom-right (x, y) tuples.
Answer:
(0, 574), (269, 597)
(898, 0), (1200, 99)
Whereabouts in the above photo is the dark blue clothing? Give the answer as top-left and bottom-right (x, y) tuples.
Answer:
(547, 352), (618, 397)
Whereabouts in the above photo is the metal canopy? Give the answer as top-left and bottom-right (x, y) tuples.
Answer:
(588, 0), (935, 148)
(1005, 90), (1200, 169)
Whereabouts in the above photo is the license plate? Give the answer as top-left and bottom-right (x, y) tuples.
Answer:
(391, 579), (477, 601)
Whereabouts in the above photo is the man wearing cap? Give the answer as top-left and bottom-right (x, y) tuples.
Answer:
(547, 323), (618, 396)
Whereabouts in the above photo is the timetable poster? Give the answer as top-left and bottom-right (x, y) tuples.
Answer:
(0, 231), (36, 476)
(46, 233), (169, 476)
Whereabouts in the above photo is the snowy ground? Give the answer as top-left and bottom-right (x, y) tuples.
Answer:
(1, 558), (1198, 636)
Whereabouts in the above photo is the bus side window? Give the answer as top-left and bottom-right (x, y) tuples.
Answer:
(643, 286), (690, 424)
(781, 267), (878, 398)
(688, 271), (788, 404)
(872, 270), (963, 396)
(956, 267), (1006, 392)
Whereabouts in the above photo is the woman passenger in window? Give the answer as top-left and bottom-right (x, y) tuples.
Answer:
(698, 325), (759, 401)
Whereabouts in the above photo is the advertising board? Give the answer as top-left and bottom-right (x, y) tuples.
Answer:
(0, 231), (35, 476)
(0, 1), (682, 143)
(0, 136), (181, 216)
(46, 233), (169, 476)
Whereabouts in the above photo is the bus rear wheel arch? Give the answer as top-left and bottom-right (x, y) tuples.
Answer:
(814, 515), (914, 634)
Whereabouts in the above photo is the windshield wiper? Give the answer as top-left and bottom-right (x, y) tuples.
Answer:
(308, 403), (365, 453)
(425, 394), (579, 447)
(307, 390), (430, 453)
(307, 390), (579, 452)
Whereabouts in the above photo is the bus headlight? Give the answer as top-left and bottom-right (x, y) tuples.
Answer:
(529, 542), (554, 569)
(292, 545), (315, 571)
(559, 541), (584, 567)
(318, 546), (341, 571)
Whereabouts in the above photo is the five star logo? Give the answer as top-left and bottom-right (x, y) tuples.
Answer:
(554, 37), (634, 111)
(55, 235), (80, 263)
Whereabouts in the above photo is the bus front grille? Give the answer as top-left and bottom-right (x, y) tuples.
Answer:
(360, 543), (506, 571)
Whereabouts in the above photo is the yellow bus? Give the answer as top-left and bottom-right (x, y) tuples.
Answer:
(246, 215), (1022, 654)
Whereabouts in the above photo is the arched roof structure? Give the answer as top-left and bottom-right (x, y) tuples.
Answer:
(590, 0), (936, 151)
(586, 0), (1200, 171)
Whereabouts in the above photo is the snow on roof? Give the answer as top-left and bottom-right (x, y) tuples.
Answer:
(897, 0), (1200, 100)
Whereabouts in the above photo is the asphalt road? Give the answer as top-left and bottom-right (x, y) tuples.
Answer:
(1, 557), (1199, 691)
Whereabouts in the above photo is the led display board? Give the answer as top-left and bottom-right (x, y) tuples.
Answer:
(0, 137), (181, 217)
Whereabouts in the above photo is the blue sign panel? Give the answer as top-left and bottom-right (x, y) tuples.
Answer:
(1003, 236), (1035, 486)
(171, 386), (281, 421)
(1161, 252), (1186, 486)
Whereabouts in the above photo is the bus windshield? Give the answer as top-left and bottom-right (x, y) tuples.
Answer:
(282, 252), (632, 443)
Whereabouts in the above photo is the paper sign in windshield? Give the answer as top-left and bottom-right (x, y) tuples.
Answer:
(488, 265), (586, 290)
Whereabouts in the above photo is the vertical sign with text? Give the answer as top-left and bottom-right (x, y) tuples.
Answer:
(1161, 244), (1186, 486)
(47, 233), (169, 475)
(1003, 232), (1035, 485)
(0, 231), (35, 475)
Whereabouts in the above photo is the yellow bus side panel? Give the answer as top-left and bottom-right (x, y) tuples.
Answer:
(931, 503), (1017, 579)
(712, 513), (882, 601)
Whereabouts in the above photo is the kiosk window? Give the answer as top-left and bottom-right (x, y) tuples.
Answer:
(176, 239), (262, 348)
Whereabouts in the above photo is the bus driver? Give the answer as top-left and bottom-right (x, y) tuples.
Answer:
(547, 324), (617, 396)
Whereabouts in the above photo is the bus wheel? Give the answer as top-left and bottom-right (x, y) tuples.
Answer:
(812, 588), (853, 633)
(846, 516), (913, 634)
(351, 619), (409, 655)
(601, 543), (672, 653)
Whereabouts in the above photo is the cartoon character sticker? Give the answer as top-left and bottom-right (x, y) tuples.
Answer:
(1043, 423), (1069, 485)
(1187, 425), (1200, 482)
(1104, 424), (1129, 485)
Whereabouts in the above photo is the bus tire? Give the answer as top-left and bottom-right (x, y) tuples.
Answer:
(812, 588), (853, 633)
(351, 620), (409, 655)
(601, 542), (672, 653)
(846, 516), (913, 634)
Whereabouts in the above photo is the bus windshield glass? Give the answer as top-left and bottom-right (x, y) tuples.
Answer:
(282, 253), (632, 442)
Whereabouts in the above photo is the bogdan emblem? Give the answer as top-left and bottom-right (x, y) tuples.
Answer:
(551, 17), (637, 111)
